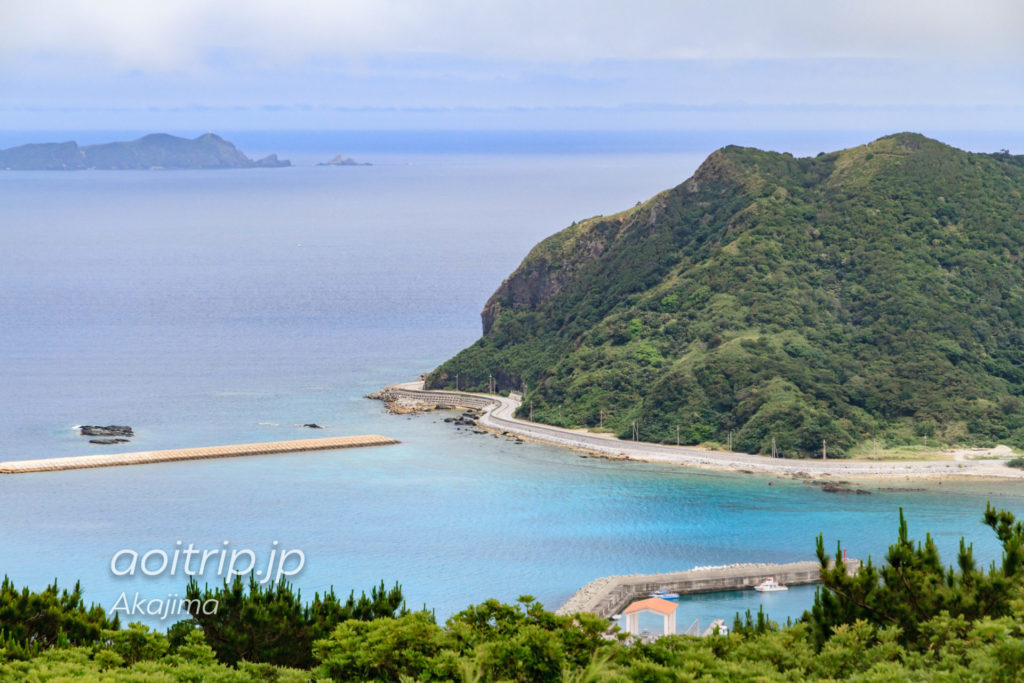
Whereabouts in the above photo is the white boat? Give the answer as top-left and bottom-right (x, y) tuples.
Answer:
(753, 577), (788, 592)
(648, 589), (680, 599)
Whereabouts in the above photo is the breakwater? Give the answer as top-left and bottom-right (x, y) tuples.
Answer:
(556, 560), (861, 618)
(0, 435), (399, 474)
(371, 384), (500, 412)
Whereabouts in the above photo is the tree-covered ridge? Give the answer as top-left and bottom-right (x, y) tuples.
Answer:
(429, 133), (1024, 457)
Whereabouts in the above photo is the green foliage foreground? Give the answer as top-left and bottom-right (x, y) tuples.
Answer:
(4, 506), (1024, 680)
(181, 575), (408, 669)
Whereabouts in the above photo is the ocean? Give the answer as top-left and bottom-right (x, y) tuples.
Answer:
(1, 131), (1022, 630)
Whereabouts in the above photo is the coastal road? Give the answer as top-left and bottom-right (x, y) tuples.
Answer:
(385, 381), (1024, 479)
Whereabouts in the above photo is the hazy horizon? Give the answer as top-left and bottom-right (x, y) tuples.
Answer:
(2, 2), (1022, 134)
(4, 129), (1024, 165)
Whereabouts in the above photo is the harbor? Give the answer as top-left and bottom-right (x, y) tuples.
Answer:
(556, 559), (860, 620)
(0, 435), (399, 474)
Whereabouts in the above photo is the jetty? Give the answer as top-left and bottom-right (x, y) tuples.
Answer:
(0, 435), (399, 474)
(555, 560), (860, 619)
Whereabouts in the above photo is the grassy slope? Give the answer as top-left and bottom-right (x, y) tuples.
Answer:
(429, 134), (1024, 457)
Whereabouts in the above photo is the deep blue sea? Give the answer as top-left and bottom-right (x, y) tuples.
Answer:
(2, 131), (1023, 631)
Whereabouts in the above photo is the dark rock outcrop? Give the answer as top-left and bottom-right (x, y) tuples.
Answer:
(79, 425), (134, 437)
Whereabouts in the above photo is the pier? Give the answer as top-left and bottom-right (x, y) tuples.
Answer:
(556, 560), (860, 619)
(0, 435), (399, 474)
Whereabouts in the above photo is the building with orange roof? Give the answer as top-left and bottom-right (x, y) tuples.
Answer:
(622, 596), (678, 636)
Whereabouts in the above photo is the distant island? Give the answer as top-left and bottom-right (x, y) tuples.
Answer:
(318, 154), (371, 166)
(0, 133), (290, 170)
(428, 133), (1024, 458)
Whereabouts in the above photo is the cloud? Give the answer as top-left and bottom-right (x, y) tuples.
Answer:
(2, 0), (1021, 130)
(2, 0), (1022, 73)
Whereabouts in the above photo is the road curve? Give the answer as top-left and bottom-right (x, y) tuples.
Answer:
(382, 381), (1024, 479)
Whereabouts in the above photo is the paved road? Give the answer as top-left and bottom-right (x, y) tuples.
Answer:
(388, 381), (1024, 479)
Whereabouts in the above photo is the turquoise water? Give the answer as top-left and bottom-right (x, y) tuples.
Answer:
(2, 139), (1023, 628)
(2, 427), (1019, 627)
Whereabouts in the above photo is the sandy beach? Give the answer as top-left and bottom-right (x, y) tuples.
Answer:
(376, 382), (1024, 482)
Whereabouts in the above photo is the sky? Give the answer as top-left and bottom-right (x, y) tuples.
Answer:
(1, 0), (1023, 132)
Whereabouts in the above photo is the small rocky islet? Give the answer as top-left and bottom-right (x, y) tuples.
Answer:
(78, 425), (133, 445)
(317, 154), (371, 166)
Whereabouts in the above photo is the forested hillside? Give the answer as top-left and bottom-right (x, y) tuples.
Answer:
(429, 134), (1024, 457)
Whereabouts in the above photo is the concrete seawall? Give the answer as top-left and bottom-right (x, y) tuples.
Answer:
(556, 560), (861, 618)
(0, 435), (399, 474)
(374, 385), (499, 412)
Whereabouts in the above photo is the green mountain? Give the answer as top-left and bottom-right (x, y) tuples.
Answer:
(428, 133), (1024, 457)
(0, 133), (290, 170)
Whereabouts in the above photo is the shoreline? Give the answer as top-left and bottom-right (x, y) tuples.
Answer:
(372, 382), (1024, 483)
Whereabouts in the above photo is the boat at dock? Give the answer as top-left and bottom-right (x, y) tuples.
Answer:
(648, 589), (680, 599)
(753, 577), (788, 592)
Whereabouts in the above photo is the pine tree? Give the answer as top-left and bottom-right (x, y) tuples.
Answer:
(0, 575), (118, 656)
(806, 505), (1022, 648)
(180, 575), (407, 668)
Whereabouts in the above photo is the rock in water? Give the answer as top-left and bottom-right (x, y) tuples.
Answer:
(80, 425), (134, 437)
(255, 153), (291, 168)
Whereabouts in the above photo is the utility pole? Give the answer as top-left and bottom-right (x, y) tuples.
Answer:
(771, 436), (776, 459)
(676, 424), (680, 446)
(599, 409), (604, 430)
(728, 431), (733, 451)
(529, 401), (533, 421)
(822, 439), (827, 460)
(632, 421), (638, 441)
